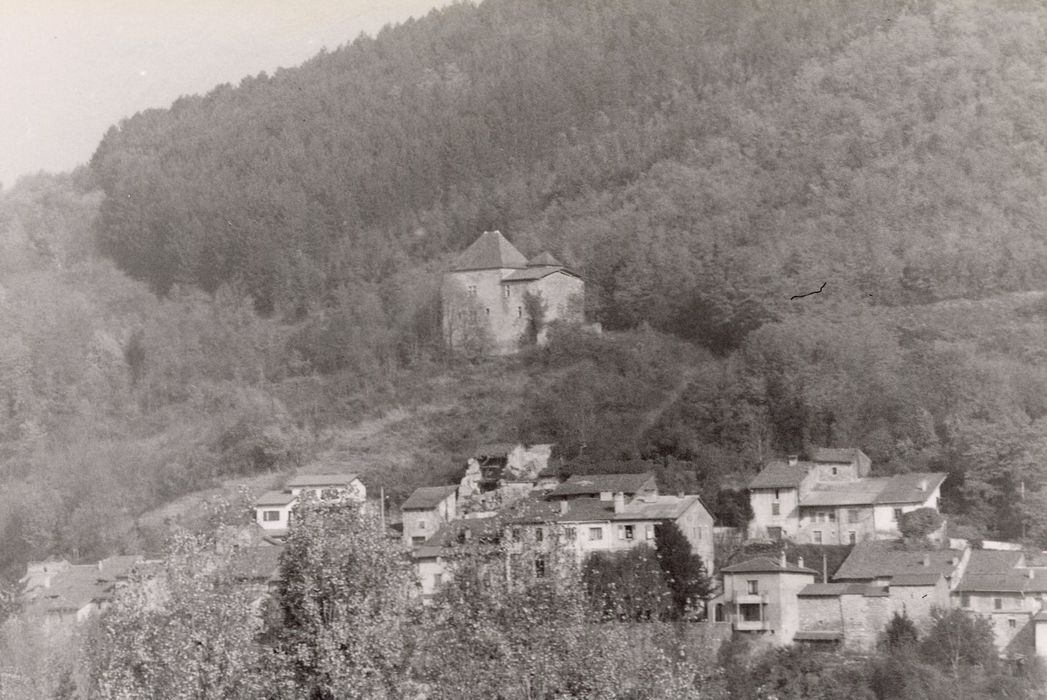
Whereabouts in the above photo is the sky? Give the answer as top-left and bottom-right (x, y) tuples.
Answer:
(0, 0), (452, 188)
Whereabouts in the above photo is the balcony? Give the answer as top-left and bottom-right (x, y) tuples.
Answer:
(733, 593), (765, 605)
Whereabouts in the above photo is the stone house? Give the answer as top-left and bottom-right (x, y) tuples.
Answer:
(953, 549), (1047, 656)
(442, 230), (584, 355)
(401, 485), (459, 547)
(794, 582), (892, 651)
(747, 449), (946, 544)
(712, 554), (819, 644)
(20, 555), (146, 626)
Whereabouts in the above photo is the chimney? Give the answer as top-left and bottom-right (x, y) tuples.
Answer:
(787, 455), (799, 466)
(780, 550), (787, 567)
(677, 491), (685, 499)
(918, 478), (928, 491)
(1028, 569), (1035, 580)
(797, 556), (805, 569)
(559, 500), (568, 515)
(613, 492), (625, 514)
(922, 555), (930, 567)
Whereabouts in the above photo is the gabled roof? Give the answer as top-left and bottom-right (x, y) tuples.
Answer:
(801, 478), (890, 507)
(505, 493), (706, 525)
(834, 542), (963, 581)
(799, 582), (888, 597)
(503, 266), (582, 283)
(889, 572), (943, 586)
(402, 485), (458, 511)
(547, 472), (655, 498)
(810, 447), (867, 464)
(874, 472), (947, 504)
(954, 573), (1030, 593)
(255, 490), (297, 507)
(748, 461), (812, 489)
(451, 230), (528, 271)
(285, 473), (360, 488)
(528, 251), (563, 267)
(965, 549), (1024, 574)
(721, 557), (818, 575)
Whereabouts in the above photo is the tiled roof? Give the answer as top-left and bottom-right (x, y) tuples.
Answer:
(793, 630), (844, 641)
(528, 251), (563, 267)
(503, 266), (581, 282)
(285, 473), (359, 488)
(450, 230), (528, 271)
(954, 573), (1029, 593)
(547, 472), (654, 497)
(748, 461), (812, 489)
(889, 572), (943, 586)
(874, 472), (946, 504)
(402, 485), (458, 511)
(798, 583), (860, 596)
(26, 556), (144, 614)
(420, 516), (504, 549)
(255, 490), (297, 507)
(1033, 611), (1047, 622)
(810, 447), (866, 464)
(504, 494), (705, 525)
(721, 557), (818, 575)
(834, 542), (963, 580)
(965, 549), (1024, 574)
(801, 478), (890, 507)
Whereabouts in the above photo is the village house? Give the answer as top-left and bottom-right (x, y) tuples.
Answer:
(442, 230), (585, 355)
(19, 555), (148, 626)
(412, 516), (503, 601)
(712, 554), (819, 644)
(253, 472), (367, 538)
(545, 472), (659, 503)
(747, 449), (946, 544)
(401, 485), (459, 547)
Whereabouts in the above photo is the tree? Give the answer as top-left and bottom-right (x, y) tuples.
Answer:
(654, 520), (712, 618)
(899, 508), (944, 541)
(880, 610), (919, 653)
(269, 496), (416, 699)
(919, 607), (998, 678)
(582, 547), (673, 620)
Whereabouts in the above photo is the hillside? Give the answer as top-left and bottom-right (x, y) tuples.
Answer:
(1, 0), (1046, 582)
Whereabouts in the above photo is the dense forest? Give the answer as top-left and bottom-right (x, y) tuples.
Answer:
(0, 0), (1046, 593)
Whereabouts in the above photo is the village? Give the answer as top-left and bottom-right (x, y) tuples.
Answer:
(15, 231), (1047, 668)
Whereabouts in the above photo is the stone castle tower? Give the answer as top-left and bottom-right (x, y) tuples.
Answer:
(442, 231), (584, 355)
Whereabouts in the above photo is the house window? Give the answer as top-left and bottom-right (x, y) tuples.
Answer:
(434, 573), (443, 588)
(774, 489), (780, 499)
(503, 285), (511, 298)
(832, 467), (838, 475)
(995, 598), (1002, 610)
(517, 306), (523, 318)
(961, 594), (970, 607)
(772, 503), (780, 516)
(747, 580), (758, 595)
(589, 527), (603, 541)
(564, 527), (576, 541)
(828, 511), (836, 522)
(814, 531), (823, 544)
(893, 508), (903, 522)
(848, 509), (859, 524)
(512, 528), (522, 542)
(817, 512), (826, 523)
(624, 525), (634, 540)
(263, 510), (280, 522)
(535, 527), (544, 543)
(849, 531), (856, 544)
(646, 525), (655, 540)
(1009, 619), (1017, 629)
(412, 536), (426, 545)
(485, 307), (490, 316)
(418, 521), (426, 531)
(535, 555), (546, 579)
(467, 285), (477, 296)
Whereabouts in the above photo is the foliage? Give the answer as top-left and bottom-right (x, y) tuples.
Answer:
(582, 547), (673, 621)
(880, 610), (919, 653)
(655, 520), (712, 618)
(899, 508), (944, 540)
(918, 607), (999, 677)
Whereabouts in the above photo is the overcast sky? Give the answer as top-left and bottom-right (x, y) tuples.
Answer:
(0, 0), (452, 188)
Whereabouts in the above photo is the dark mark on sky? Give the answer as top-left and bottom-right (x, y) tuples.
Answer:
(790, 281), (827, 300)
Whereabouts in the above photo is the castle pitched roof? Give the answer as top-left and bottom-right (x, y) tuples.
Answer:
(528, 251), (563, 267)
(451, 231), (528, 271)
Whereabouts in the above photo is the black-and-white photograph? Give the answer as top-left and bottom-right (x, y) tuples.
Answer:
(1, 0), (1046, 697)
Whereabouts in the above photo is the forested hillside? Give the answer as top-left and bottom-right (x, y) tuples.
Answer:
(1, 0), (1046, 584)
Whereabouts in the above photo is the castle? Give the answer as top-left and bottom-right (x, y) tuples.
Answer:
(442, 231), (584, 355)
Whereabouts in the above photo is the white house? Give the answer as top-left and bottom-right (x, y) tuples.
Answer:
(254, 490), (298, 534)
(402, 485), (459, 547)
(285, 473), (366, 501)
